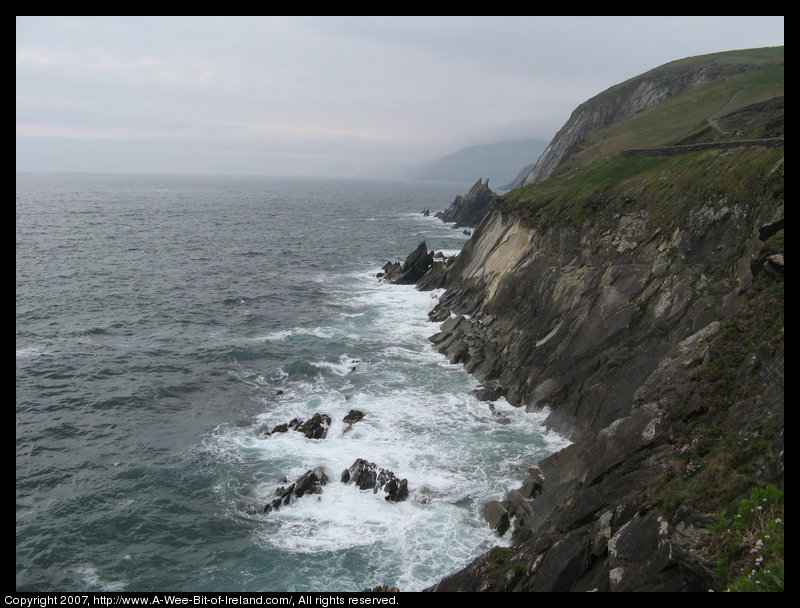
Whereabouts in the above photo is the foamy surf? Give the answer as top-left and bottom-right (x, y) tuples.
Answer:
(205, 259), (568, 591)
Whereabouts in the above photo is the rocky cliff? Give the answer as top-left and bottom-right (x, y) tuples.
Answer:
(505, 47), (784, 189)
(423, 151), (782, 591)
(387, 48), (784, 592)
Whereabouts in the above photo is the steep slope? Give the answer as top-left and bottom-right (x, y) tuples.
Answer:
(428, 148), (783, 594)
(395, 48), (784, 592)
(506, 46), (783, 188)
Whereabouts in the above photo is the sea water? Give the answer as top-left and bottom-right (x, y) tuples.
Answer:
(16, 173), (569, 592)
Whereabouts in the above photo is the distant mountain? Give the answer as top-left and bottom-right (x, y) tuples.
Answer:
(366, 139), (549, 188)
(414, 139), (548, 188)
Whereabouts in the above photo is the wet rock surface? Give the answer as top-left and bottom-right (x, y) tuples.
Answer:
(341, 458), (409, 502)
(265, 413), (331, 439)
(263, 467), (330, 514)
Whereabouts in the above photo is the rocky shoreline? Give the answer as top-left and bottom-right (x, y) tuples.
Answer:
(380, 173), (783, 591)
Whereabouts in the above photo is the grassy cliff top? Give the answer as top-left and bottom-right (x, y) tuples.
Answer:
(499, 47), (784, 231)
(558, 62), (783, 176)
(497, 145), (784, 232)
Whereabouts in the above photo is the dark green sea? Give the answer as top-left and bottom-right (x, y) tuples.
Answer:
(16, 173), (568, 592)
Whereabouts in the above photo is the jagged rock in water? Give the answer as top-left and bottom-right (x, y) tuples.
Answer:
(471, 385), (504, 402)
(481, 467), (544, 537)
(342, 409), (365, 434)
(428, 302), (451, 322)
(265, 413), (331, 439)
(339, 409), (366, 434)
(380, 241), (434, 285)
(340, 458), (409, 502)
(263, 467), (329, 514)
(435, 179), (497, 228)
(343, 409), (365, 425)
(295, 413), (331, 439)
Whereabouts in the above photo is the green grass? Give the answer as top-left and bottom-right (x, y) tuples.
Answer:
(497, 146), (784, 234)
(710, 485), (784, 591)
(557, 65), (784, 175)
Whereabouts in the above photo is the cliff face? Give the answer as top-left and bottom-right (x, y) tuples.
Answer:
(505, 47), (784, 189)
(420, 146), (783, 590)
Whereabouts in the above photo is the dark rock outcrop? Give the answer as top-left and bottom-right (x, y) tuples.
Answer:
(482, 468), (544, 537)
(343, 409), (365, 425)
(340, 458), (409, 502)
(342, 409), (365, 433)
(263, 467), (330, 514)
(380, 241), (434, 285)
(265, 413), (331, 439)
(435, 178), (497, 228)
(296, 413), (332, 439)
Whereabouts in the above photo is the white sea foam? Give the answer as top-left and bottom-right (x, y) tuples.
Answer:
(16, 345), (48, 359)
(248, 327), (336, 342)
(312, 355), (365, 376)
(207, 244), (570, 591)
(75, 565), (127, 592)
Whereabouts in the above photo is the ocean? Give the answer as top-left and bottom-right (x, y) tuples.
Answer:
(15, 173), (569, 592)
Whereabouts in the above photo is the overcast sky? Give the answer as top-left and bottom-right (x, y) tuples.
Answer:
(16, 16), (784, 177)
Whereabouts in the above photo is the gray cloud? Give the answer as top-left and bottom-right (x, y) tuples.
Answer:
(16, 16), (784, 176)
